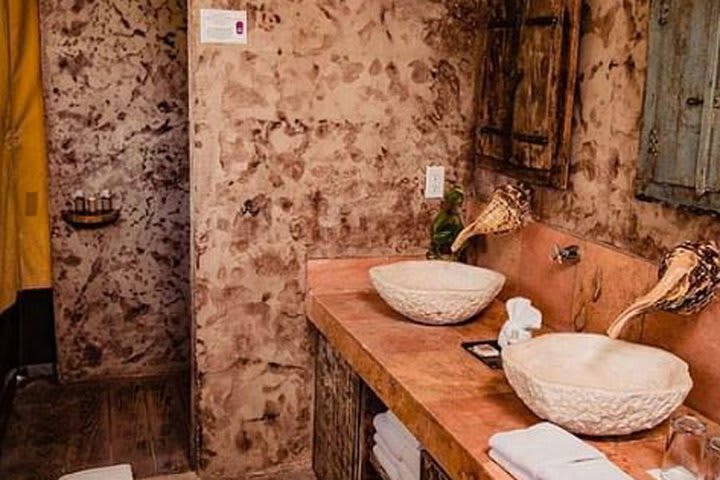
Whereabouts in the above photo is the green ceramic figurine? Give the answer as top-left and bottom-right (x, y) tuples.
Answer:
(427, 186), (465, 261)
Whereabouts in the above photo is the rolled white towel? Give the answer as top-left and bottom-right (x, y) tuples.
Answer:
(374, 442), (400, 480)
(373, 412), (420, 449)
(59, 465), (133, 480)
(489, 422), (604, 478)
(375, 415), (420, 455)
(387, 411), (421, 449)
(375, 433), (420, 480)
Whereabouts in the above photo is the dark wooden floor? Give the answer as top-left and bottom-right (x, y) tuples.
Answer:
(0, 374), (190, 480)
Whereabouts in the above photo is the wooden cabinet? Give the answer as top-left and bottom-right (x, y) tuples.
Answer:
(313, 332), (457, 480)
(313, 333), (362, 480)
(638, 0), (720, 213)
(475, 0), (581, 189)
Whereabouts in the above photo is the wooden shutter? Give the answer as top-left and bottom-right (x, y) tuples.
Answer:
(475, 0), (581, 189)
(637, 0), (720, 212)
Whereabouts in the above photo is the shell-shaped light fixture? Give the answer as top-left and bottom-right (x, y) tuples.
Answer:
(450, 183), (533, 253)
(606, 241), (720, 339)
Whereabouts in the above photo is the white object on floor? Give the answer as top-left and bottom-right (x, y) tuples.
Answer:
(59, 464), (133, 480)
(497, 297), (542, 349)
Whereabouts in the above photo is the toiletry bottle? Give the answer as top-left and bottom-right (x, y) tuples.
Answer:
(72, 190), (86, 213)
(87, 195), (98, 214)
(100, 189), (112, 212)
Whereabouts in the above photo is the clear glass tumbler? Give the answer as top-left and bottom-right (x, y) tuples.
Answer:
(661, 415), (707, 480)
(703, 437), (720, 480)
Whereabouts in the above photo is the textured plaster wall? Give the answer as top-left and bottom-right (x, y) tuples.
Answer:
(189, 0), (482, 476)
(476, 0), (720, 260)
(41, 0), (190, 381)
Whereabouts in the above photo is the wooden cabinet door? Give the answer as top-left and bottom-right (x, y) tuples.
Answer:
(638, 0), (720, 212)
(476, 0), (580, 189)
(313, 333), (362, 480)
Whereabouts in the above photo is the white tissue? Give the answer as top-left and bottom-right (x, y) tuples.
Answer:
(497, 297), (542, 349)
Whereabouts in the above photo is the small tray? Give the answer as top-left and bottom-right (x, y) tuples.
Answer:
(462, 339), (503, 370)
(62, 210), (120, 229)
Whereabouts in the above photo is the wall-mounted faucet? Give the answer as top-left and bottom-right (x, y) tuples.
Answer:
(607, 241), (720, 339)
(550, 244), (581, 265)
(450, 183), (533, 253)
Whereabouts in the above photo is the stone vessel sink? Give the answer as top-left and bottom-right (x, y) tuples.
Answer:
(369, 260), (505, 325)
(503, 333), (692, 436)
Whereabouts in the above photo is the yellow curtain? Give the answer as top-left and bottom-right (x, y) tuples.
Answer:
(0, 0), (51, 313)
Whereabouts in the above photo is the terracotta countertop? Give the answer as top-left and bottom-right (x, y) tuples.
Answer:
(304, 257), (704, 480)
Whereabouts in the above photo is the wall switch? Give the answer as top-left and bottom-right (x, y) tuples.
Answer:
(200, 9), (248, 44)
(425, 166), (445, 199)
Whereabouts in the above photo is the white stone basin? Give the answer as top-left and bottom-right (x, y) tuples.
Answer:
(369, 260), (505, 325)
(503, 333), (693, 436)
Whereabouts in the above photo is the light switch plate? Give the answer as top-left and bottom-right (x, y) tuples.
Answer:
(200, 9), (247, 44)
(425, 166), (445, 199)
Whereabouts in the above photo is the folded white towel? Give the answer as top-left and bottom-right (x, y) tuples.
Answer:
(537, 458), (632, 480)
(373, 412), (421, 449)
(374, 414), (420, 453)
(386, 411), (421, 448)
(375, 433), (420, 480)
(489, 449), (532, 480)
(374, 442), (400, 480)
(489, 423), (632, 480)
(59, 465), (133, 480)
(489, 422), (604, 478)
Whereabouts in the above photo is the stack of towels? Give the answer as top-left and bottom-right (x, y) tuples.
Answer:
(489, 423), (632, 480)
(372, 410), (421, 480)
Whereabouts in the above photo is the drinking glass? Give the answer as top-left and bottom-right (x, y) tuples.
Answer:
(661, 415), (707, 480)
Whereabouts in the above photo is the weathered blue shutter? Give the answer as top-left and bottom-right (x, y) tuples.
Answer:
(638, 0), (720, 210)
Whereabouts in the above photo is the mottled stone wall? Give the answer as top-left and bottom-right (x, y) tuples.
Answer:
(476, 0), (720, 261)
(189, 0), (482, 476)
(41, 1), (190, 381)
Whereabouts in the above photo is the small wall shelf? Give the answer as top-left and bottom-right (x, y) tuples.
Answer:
(61, 210), (120, 229)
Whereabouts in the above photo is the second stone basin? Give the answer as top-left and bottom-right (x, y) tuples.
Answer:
(369, 260), (505, 325)
(502, 333), (693, 436)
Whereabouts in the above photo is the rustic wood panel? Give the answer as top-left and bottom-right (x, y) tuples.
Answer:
(475, 0), (580, 189)
(638, 0), (720, 212)
(476, 27), (516, 163)
(145, 378), (190, 474)
(0, 375), (189, 480)
(109, 382), (155, 475)
(511, 4), (564, 171)
(313, 333), (362, 480)
(420, 450), (453, 480)
(62, 388), (111, 474)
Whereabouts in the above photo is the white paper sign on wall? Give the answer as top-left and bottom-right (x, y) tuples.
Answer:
(200, 9), (248, 44)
